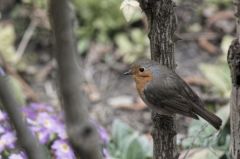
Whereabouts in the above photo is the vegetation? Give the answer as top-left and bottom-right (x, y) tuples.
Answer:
(0, 0), (235, 158)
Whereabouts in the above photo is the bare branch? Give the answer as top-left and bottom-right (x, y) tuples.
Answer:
(0, 71), (46, 159)
(48, 0), (103, 158)
(15, 20), (37, 64)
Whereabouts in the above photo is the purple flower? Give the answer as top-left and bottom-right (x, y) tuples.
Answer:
(23, 103), (54, 120)
(9, 152), (26, 159)
(30, 103), (54, 113)
(36, 128), (50, 144)
(0, 126), (5, 134)
(36, 112), (57, 130)
(98, 126), (109, 144)
(36, 112), (65, 138)
(22, 107), (36, 120)
(1, 132), (16, 149)
(103, 148), (111, 159)
(0, 103), (110, 159)
(0, 138), (5, 153)
(0, 132), (16, 153)
(92, 122), (111, 159)
(27, 110), (67, 143)
(52, 140), (75, 159)
(0, 68), (5, 76)
(0, 111), (7, 122)
(92, 121), (109, 144)
(55, 125), (67, 139)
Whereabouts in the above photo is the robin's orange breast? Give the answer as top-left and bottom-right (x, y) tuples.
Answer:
(133, 75), (153, 96)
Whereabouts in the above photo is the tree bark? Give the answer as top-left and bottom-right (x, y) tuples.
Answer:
(138, 0), (178, 159)
(0, 72), (46, 159)
(228, 1), (240, 158)
(48, 0), (103, 158)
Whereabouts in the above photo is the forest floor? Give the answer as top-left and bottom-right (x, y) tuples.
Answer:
(0, 0), (233, 149)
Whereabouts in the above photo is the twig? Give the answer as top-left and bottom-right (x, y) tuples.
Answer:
(35, 60), (55, 82)
(182, 123), (222, 159)
(0, 53), (39, 101)
(178, 32), (218, 41)
(202, 95), (229, 106)
(15, 20), (38, 64)
(182, 123), (208, 159)
(0, 69), (46, 159)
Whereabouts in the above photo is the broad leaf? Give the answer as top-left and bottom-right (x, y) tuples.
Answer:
(120, 0), (140, 22)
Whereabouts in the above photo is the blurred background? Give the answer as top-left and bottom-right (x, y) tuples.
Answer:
(0, 0), (234, 158)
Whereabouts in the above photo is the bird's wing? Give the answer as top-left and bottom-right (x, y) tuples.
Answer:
(143, 71), (203, 118)
(170, 72), (204, 107)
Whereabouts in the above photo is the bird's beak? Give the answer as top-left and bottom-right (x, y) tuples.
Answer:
(123, 70), (132, 75)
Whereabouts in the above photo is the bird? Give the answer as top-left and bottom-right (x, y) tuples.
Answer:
(124, 59), (222, 130)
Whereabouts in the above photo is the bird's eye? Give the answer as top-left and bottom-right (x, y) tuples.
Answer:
(139, 67), (144, 72)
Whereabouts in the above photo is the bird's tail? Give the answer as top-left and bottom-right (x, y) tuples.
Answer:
(193, 106), (222, 130)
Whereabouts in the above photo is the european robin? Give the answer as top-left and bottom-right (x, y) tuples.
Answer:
(124, 59), (222, 130)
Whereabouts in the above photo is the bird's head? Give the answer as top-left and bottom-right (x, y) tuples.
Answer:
(124, 59), (158, 80)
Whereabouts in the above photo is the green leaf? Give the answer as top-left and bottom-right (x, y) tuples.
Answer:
(73, 0), (127, 44)
(199, 63), (231, 97)
(221, 35), (234, 55)
(130, 29), (145, 44)
(120, 0), (141, 22)
(0, 24), (17, 64)
(115, 30), (149, 63)
(182, 105), (230, 149)
(183, 148), (225, 159)
(205, 0), (231, 7)
(115, 34), (132, 53)
(216, 105), (229, 128)
(77, 39), (90, 54)
(215, 105), (230, 150)
(110, 119), (153, 159)
(42, 145), (53, 159)
(112, 119), (134, 149)
(121, 133), (145, 159)
(182, 120), (216, 148)
(138, 136), (153, 158)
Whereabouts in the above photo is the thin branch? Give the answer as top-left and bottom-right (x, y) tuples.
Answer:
(0, 70), (46, 159)
(15, 20), (37, 64)
(182, 124), (208, 159)
(48, 0), (103, 158)
(0, 53), (38, 101)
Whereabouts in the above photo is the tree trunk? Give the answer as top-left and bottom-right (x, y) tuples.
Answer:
(228, 1), (240, 159)
(138, 0), (178, 159)
(49, 0), (103, 158)
(228, 40), (240, 159)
